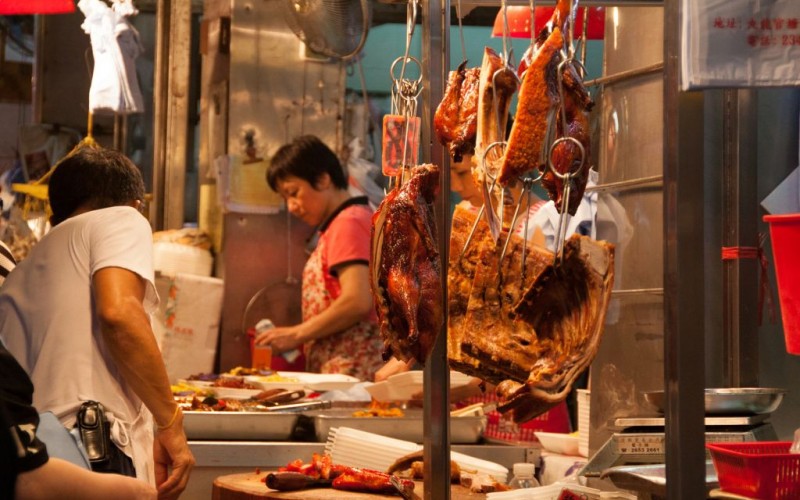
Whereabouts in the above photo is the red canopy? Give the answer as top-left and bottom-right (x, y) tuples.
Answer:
(0, 0), (76, 15)
(492, 6), (605, 40)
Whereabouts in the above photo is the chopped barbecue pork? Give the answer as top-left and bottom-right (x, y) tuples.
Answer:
(332, 468), (414, 496)
(434, 61), (481, 162)
(371, 164), (442, 364)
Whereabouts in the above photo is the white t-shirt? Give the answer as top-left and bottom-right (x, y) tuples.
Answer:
(0, 206), (158, 480)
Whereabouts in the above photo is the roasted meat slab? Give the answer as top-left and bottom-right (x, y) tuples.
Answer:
(474, 47), (519, 186)
(457, 229), (554, 385)
(541, 70), (593, 215)
(468, 235), (615, 423)
(434, 61), (481, 162)
(446, 205), (496, 377)
(371, 164), (442, 364)
(498, 27), (564, 186)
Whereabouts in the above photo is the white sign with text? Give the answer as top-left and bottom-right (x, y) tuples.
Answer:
(682, 0), (800, 89)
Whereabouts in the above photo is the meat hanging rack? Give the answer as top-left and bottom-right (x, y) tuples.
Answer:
(415, 1), (673, 499)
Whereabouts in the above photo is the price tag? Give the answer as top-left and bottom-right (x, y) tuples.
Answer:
(382, 114), (420, 176)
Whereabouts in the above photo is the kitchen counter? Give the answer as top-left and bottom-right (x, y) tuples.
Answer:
(187, 441), (536, 499)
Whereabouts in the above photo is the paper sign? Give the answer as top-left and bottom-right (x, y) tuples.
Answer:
(681, 0), (800, 89)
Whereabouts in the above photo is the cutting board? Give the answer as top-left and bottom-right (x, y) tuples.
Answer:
(212, 472), (487, 500)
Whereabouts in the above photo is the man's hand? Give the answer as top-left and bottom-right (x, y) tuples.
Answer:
(153, 411), (195, 500)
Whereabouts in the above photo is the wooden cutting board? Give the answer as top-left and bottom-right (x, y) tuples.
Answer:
(212, 472), (488, 500)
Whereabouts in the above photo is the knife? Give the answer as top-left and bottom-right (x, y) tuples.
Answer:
(390, 474), (420, 500)
(261, 400), (332, 413)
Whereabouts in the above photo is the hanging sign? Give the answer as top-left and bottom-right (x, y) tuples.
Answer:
(681, 0), (800, 89)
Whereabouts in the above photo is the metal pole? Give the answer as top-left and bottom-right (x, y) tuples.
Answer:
(152, 0), (169, 230)
(153, 0), (191, 230)
(421, 0), (450, 496)
(663, 0), (706, 498)
(721, 89), (759, 387)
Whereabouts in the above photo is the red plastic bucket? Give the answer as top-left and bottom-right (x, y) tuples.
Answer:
(764, 214), (800, 354)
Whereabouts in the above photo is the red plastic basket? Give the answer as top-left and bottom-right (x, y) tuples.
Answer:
(707, 442), (800, 499)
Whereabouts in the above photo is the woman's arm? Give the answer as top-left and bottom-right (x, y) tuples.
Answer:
(15, 457), (157, 500)
(255, 263), (374, 352)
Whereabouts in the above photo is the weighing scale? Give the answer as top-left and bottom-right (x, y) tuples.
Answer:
(579, 413), (777, 478)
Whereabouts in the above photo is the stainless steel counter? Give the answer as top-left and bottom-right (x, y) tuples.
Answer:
(186, 441), (536, 499)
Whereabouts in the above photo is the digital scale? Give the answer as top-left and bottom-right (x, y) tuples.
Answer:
(580, 413), (777, 477)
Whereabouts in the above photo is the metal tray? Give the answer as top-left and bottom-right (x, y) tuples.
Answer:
(183, 411), (299, 440)
(643, 388), (786, 415)
(303, 408), (487, 443)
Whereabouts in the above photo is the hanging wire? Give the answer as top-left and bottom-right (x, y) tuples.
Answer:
(396, 0), (419, 94)
(455, 0), (467, 65)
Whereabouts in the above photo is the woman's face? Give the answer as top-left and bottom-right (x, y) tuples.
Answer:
(275, 174), (328, 226)
(450, 155), (482, 207)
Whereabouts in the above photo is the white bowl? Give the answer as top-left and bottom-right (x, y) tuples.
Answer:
(534, 431), (580, 456)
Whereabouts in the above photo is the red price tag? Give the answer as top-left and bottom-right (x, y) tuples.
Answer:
(382, 114), (420, 176)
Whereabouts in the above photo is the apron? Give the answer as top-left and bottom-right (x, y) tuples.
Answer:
(301, 219), (384, 381)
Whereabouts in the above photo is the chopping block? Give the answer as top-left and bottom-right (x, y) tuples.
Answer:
(212, 472), (487, 500)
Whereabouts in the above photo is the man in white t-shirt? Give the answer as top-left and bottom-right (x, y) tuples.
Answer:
(0, 147), (193, 499)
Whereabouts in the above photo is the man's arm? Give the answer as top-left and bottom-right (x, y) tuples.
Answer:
(92, 267), (194, 499)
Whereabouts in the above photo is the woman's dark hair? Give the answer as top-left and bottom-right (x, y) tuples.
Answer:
(266, 135), (348, 192)
(48, 146), (145, 226)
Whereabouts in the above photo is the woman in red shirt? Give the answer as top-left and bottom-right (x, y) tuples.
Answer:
(255, 135), (384, 381)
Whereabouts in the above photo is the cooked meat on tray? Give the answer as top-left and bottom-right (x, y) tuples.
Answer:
(434, 60), (481, 162)
(371, 164), (442, 365)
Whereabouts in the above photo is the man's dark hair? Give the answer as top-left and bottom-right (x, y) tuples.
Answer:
(266, 135), (347, 192)
(48, 147), (145, 226)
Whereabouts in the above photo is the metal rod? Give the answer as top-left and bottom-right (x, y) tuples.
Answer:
(663, 0), (706, 496)
(585, 174), (663, 192)
(152, 0), (170, 230)
(422, 0), (450, 496)
(721, 89), (759, 388)
(459, 0), (662, 6)
(584, 62), (664, 88)
(611, 288), (665, 296)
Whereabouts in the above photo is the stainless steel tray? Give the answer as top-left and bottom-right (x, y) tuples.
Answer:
(303, 408), (487, 443)
(643, 388), (786, 415)
(183, 411), (299, 440)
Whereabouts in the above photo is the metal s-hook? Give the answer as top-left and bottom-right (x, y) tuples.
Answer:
(547, 135), (585, 264)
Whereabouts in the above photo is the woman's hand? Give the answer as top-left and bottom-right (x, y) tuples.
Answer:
(255, 325), (304, 354)
(374, 357), (415, 382)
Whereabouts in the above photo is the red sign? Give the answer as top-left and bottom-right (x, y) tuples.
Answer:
(0, 0), (76, 15)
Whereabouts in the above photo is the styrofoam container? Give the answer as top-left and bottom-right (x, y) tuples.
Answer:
(535, 431), (580, 456)
(153, 241), (213, 276)
(365, 370), (473, 401)
(487, 482), (605, 499)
